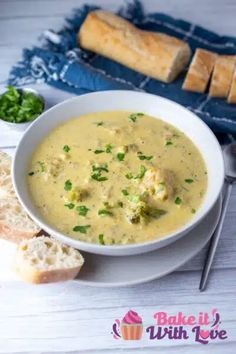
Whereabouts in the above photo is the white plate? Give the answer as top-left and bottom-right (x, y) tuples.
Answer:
(76, 196), (222, 287)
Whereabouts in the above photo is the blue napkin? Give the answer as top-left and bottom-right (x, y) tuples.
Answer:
(8, 0), (236, 138)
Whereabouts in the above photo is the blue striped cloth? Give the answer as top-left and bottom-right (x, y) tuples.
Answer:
(8, 0), (236, 139)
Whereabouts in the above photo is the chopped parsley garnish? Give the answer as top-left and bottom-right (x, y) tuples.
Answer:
(122, 189), (129, 196)
(92, 163), (109, 173)
(175, 197), (182, 205)
(137, 152), (153, 160)
(125, 165), (147, 180)
(64, 203), (75, 209)
(125, 172), (133, 179)
(73, 225), (91, 233)
(37, 161), (45, 172)
(135, 165), (147, 179)
(128, 112), (144, 122)
(95, 121), (103, 126)
(117, 152), (125, 161)
(63, 145), (70, 153)
(99, 234), (105, 245)
(94, 149), (104, 154)
(91, 173), (108, 182)
(147, 208), (167, 219)
(184, 178), (194, 184)
(166, 141), (173, 146)
(185, 178), (194, 184)
(128, 195), (140, 203)
(76, 205), (89, 216)
(64, 179), (72, 191)
(98, 209), (113, 216)
(105, 144), (113, 153)
(0, 85), (44, 123)
(28, 171), (34, 176)
(191, 208), (196, 214)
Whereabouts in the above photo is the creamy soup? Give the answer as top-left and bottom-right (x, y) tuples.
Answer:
(28, 111), (207, 245)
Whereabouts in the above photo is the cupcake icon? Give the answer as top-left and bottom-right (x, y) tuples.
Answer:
(121, 310), (143, 340)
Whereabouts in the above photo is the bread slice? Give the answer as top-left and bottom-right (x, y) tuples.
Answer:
(209, 55), (236, 98)
(14, 236), (84, 284)
(0, 150), (40, 242)
(182, 49), (218, 93)
(79, 10), (191, 83)
(228, 68), (236, 103)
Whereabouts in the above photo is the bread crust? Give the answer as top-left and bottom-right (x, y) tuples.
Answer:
(79, 10), (191, 83)
(228, 68), (236, 103)
(182, 48), (218, 93)
(209, 55), (236, 98)
(14, 265), (82, 284)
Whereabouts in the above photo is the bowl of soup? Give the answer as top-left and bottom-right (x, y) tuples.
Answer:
(12, 91), (224, 256)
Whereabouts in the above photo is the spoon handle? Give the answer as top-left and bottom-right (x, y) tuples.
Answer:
(199, 182), (233, 291)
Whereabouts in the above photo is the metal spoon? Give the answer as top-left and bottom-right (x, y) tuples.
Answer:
(199, 142), (236, 291)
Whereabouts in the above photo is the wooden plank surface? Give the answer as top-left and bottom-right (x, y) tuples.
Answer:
(0, 1), (236, 353)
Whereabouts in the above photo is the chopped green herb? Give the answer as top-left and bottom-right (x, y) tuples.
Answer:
(175, 197), (182, 205)
(64, 179), (72, 191)
(191, 208), (196, 214)
(117, 152), (125, 161)
(125, 172), (133, 179)
(98, 209), (113, 216)
(28, 171), (34, 176)
(117, 201), (123, 208)
(137, 152), (153, 160)
(63, 145), (70, 153)
(64, 203), (75, 209)
(94, 149), (104, 154)
(128, 112), (144, 122)
(128, 195), (140, 203)
(73, 225), (91, 233)
(135, 165), (147, 179)
(76, 205), (89, 216)
(95, 121), (103, 126)
(91, 173), (108, 182)
(0, 86), (44, 123)
(122, 189), (129, 196)
(105, 144), (113, 153)
(92, 163), (109, 173)
(98, 234), (105, 245)
(185, 178), (194, 184)
(37, 161), (45, 172)
(147, 208), (167, 219)
(166, 141), (173, 146)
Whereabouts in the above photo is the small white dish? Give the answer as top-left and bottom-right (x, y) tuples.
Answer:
(0, 88), (45, 132)
(13, 91), (224, 256)
(75, 196), (221, 287)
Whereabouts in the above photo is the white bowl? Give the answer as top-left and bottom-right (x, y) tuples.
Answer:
(12, 91), (224, 256)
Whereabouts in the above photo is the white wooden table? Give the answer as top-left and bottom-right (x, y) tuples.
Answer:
(0, 1), (236, 353)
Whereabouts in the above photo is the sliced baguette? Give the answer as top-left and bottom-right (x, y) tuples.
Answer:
(0, 151), (40, 242)
(228, 68), (236, 103)
(79, 10), (191, 83)
(182, 48), (218, 93)
(209, 55), (236, 98)
(14, 236), (84, 284)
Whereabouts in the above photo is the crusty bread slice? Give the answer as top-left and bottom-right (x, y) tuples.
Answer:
(182, 48), (218, 93)
(0, 150), (40, 242)
(79, 10), (191, 83)
(209, 55), (236, 98)
(14, 236), (84, 284)
(228, 68), (236, 103)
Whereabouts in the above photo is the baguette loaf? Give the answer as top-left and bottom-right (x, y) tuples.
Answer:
(14, 236), (84, 284)
(0, 151), (40, 242)
(209, 55), (236, 98)
(79, 10), (191, 83)
(228, 68), (236, 103)
(182, 48), (217, 93)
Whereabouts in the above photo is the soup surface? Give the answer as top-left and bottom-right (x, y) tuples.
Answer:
(28, 111), (207, 245)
